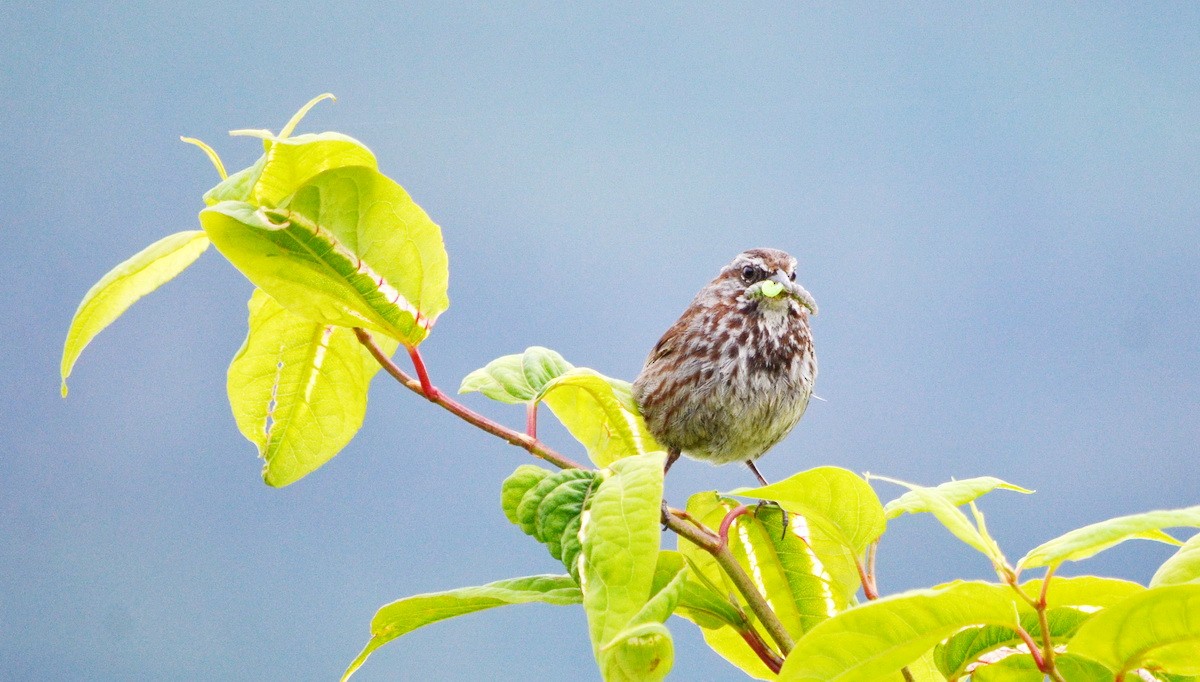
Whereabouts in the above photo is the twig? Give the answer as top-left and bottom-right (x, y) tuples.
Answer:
(1014, 623), (1047, 673)
(719, 505), (752, 550)
(355, 329), (796, 657)
(738, 627), (784, 674)
(855, 556), (879, 601)
(525, 402), (538, 439)
(354, 329), (583, 471)
(1036, 567), (1066, 682)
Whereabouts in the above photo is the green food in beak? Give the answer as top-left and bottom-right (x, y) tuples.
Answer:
(759, 280), (785, 298)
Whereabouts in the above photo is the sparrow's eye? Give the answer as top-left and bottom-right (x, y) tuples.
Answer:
(741, 265), (757, 282)
(789, 271), (796, 281)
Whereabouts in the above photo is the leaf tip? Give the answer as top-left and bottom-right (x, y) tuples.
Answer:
(179, 136), (228, 180)
(280, 93), (337, 139)
(60, 380), (69, 398)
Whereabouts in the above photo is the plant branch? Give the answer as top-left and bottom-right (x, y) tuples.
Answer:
(525, 402), (538, 439)
(407, 346), (438, 399)
(355, 329), (584, 470)
(356, 329), (796, 656)
(855, 555), (879, 601)
(1036, 567), (1065, 682)
(1014, 624), (1046, 672)
(738, 627), (784, 674)
(1002, 565), (1065, 682)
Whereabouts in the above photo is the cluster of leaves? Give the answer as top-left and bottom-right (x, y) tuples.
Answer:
(61, 96), (1200, 681)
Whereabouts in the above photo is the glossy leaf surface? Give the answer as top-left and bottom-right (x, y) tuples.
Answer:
(61, 230), (210, 396)
(228, 289), (397, 486)
(342, 574), (580, 681)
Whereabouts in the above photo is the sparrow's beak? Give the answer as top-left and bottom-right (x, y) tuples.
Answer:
(768, 272), (818, 315)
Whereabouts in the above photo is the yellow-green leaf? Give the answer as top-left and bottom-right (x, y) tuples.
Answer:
(580, 452), (668, 679)
(459, 347), (575, 404)
(538, 369), (662, 467)
(875, 476), (1009, 568)
(1018, 506), (1200, 571)
(228, 289), (398, 487)
(729, 466), (887, 556)
(883, 476), (1032, 520)
(342, 574), (580, 681)
(61, 230), (210, 396)
(676, 492), (856, 680)
(933, 576), (1145, 678)
(1152, 533), (1200, 588)
(778, 582), (1020, 682)
(201, 164), (449, 345)
(1069, 584), (1200, 677)
(970, 653), (1110, 681)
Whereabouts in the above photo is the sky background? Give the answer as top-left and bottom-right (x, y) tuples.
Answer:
(3, 2), (1199, 680)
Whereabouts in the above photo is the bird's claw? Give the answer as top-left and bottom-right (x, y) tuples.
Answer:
(751, 500), (791, 540)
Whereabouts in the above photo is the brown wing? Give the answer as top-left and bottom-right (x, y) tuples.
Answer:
(644, 315), (688, 368)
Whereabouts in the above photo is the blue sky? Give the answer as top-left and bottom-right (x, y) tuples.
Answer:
(3, 3), (1199, 679)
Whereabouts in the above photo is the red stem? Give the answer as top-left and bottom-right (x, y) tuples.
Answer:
(738, 628), (784, 674)
(526, 402), (538, 439)
(1015, 624), (1047, 672)
(865, 542), (880, 600)
(719, 505), (752, 550)
(407, 345), (439, 399)
(855, 556), (880, 601)
(355, 329), (583, 470)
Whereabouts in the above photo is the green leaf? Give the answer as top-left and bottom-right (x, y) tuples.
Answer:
(459, 347), (574, 403)
(227, 289), (398, 487)
(460, 352), (660, 467)
(777, 581), (1019, 682)
(341, 574), (581, 681)
(892, 652), (944, 682)
(883, 476), (1033, 520)
(756, 504), (859, 631)
(1024, 575), (1146, 609)
(204, 155), (267, 206)
(250, 132), (378, 207)
(1152, 533), (1200, 587)
(61, 230), (210, 396)
(1069, 584), (1200, 677)
(201, 164), (449, 345)
(202, 133), (377, 207)
(514, 468), (595, 538)
(679, 495), (801, 637)
(201, 93), (375, 207)
(676, 499), (778, 679)
(667, 555), (745, 631)
(934, 576), (1143, 679)
(538, 369), (662, 467)
(970, 653), (1111, 682)
(500, 464), (552, 524)
(601, 622), (674, 682)
(874, 477), (1009, 568)
(597, 551), (691, 682)
(934, 610), (1086, 679)
(580, 452), (668, 679)
(729, 466), (887, 556)
(1018, 506), (1200, 571)
(675, 493), (857, 680)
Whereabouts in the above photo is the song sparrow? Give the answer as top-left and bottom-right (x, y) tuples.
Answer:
(632, 248), (817, 484)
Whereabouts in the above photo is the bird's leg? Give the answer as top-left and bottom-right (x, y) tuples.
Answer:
(664, 448), (682, 474)
(746, 460), (790, 539)
(746, 460), (770, 487)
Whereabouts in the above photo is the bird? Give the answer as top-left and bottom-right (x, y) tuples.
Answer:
(632, 248), (817, 487)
